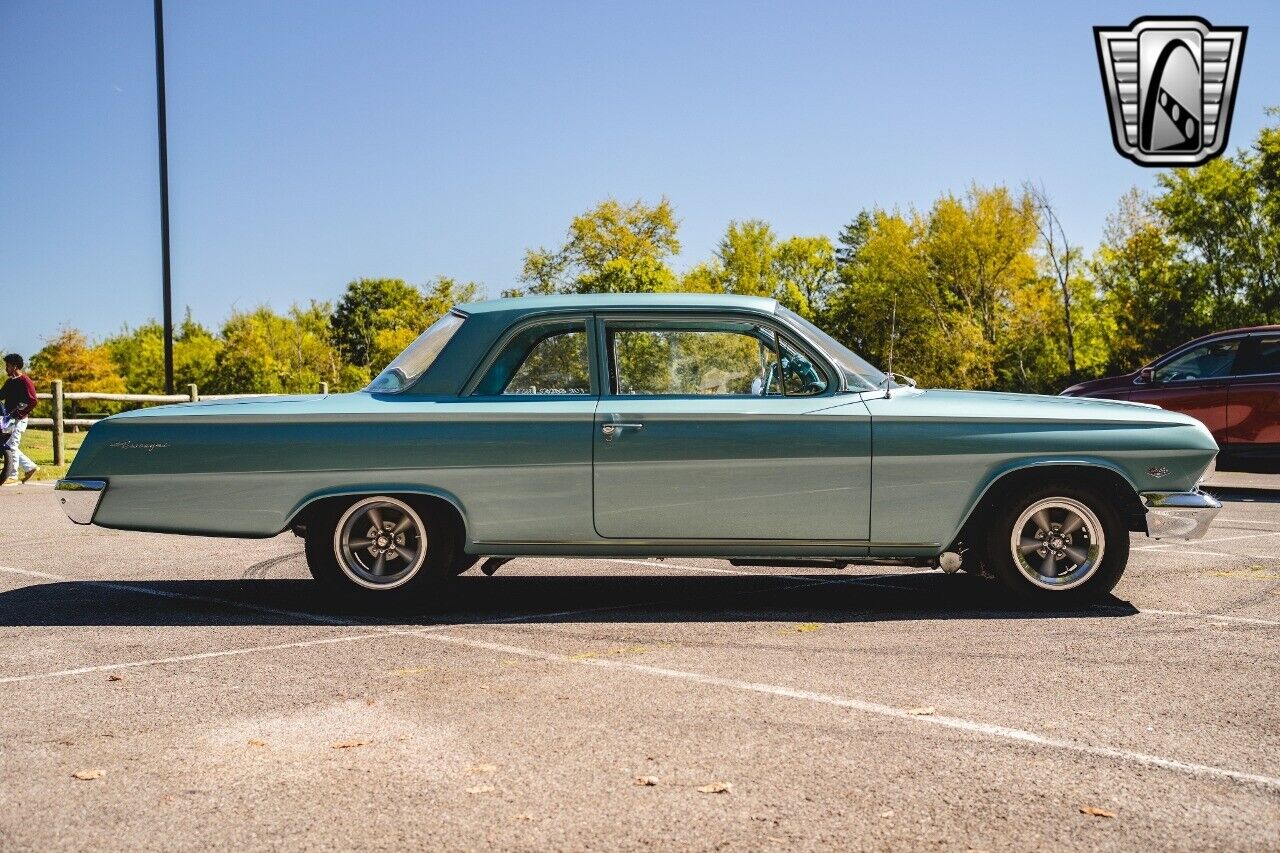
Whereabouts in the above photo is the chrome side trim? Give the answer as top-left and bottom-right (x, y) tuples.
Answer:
(55, 479), (107, 525)
(1141, 489), (1222, 540)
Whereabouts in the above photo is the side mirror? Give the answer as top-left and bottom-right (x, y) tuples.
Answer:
(1137, 366), (1156, 384)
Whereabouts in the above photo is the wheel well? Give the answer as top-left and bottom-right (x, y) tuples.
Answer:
(291, 492), (469, 560)
(951, 464), (1146, 552)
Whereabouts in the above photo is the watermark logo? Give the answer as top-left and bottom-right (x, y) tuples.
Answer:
(1094, 16), (1246, 167)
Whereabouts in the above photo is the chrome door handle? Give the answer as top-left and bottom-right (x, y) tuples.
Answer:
(601, 422), (643, 441)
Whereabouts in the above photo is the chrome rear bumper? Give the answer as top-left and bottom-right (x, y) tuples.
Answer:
(1141, 489), (1222, 540)
(55, 479), (106, 525)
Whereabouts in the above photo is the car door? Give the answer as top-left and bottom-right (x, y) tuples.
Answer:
(1128, 336), (1245, 445)
(1224, 332), (1280, 464)
(456, 313), (600, 543)
(591, 314), (872, 541)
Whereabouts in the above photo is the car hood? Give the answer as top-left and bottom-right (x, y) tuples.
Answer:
(1060, 373), (1136, 396)
(881, 388), (1199, 426)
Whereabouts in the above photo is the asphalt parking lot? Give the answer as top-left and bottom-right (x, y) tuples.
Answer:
(0, 480), (1277, 851)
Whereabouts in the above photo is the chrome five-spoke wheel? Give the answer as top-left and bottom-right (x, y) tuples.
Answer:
(1010, 497), (1105, 591)
(333, 496), (428, 590)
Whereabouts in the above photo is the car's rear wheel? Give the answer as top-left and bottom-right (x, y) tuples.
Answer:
(305, 495), (457, 599)
(984, 482), (1129, 605)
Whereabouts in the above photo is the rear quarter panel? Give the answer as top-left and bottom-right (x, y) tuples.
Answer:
(67, 394), (596, 542)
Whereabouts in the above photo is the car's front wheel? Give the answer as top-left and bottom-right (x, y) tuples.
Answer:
(984, 482), (1129, 605)
(305, 495), (456, 599)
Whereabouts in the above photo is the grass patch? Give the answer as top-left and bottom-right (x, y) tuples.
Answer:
(8, 428), (86, 481)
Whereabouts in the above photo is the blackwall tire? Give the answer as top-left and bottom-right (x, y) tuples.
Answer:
(984, 481), (1129, 606)
(305, 495), (458, 601)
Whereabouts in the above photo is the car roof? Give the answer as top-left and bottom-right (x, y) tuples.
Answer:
(1181, 325), (1280, 347)
(455, 293), (780, 316)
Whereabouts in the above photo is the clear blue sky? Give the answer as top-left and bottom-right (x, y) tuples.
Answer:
(2, 0), (1277, 357)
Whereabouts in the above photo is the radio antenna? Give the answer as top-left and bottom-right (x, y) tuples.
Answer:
(886, 297), (897, 378)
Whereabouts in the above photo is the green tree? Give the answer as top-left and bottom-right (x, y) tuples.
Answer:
(826, 186), (1061, 391)
(103, 311), (223, 394)
(330, 276), (480, 381)
(1153, 132), (1280, 327)
(519, 197), (680, 294)
(29, 329), (127, 417)
(330, 278), (429, 371)
(775, 235), (838, 320)
(1091, 188), (1206, 371)
(717, 220), (779, 298)
(211, 303), (339, 395)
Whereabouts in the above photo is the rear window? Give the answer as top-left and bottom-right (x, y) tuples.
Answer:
(365, 312), (466, 393)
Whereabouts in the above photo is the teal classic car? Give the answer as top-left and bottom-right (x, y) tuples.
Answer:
(56, 294), (1221, 604)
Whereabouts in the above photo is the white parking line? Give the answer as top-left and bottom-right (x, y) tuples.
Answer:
(1214, 517), (1280, 528)
(0, 565), (859, 685)
(1134, 547), (1278, 560)
(1136, 530), (1280, 551)
(0, 631), (392, 685)
(1132, 608), (1280, 628)
(416, 630), (1280, 791)
(0, 564), (362, 627)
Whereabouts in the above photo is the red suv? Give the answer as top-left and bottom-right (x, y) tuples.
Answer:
(1060, 326), (1280, 472)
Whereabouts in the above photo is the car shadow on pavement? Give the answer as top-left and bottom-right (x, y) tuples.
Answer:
(0, 572), (1139, 627)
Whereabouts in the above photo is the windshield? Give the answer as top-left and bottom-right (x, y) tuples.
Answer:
(775, 307), (886, 391)
(365, 311), (466, 393)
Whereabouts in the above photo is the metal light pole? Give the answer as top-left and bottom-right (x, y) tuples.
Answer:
(153, 0), (175, 394)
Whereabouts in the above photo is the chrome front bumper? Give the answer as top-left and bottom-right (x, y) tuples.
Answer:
(54, 479), (106, 525)
(1141, 489), (1222, 540)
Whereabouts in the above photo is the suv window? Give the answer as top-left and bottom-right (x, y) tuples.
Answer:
(473, 321), (591, 396)
(1241, 334), (1280, 376)
(1154, 338), (1242, 383)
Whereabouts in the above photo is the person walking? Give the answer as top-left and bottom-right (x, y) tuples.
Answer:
(1, 354), (39, 484)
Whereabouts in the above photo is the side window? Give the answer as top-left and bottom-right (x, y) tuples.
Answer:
(1154, 338), (1242, 383)
(473, 322), (591, 396)
(611, 325), (780, 396)
(779, 336), (828, 396)
(1241, 335), (1280, 376)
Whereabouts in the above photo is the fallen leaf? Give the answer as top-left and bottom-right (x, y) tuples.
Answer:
(907, 706), (936, 716)
(247, 739), (266, 748)
(71, 769), (104, 780)
(332, 739), (369, 749)
(470, 763), (498, 774)
(466, 785), (495, 794)
(107, 674), (123, 682)
(793, 623), (821, 633)
(1080, 805), (1115, 818)
(697, 782), (732, 794)
(634, 775), (659, 786)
